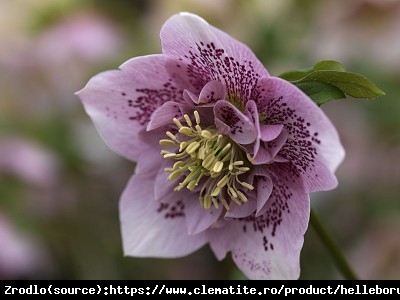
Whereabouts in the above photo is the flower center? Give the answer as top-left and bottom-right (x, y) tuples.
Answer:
(160, 111), (254, 210)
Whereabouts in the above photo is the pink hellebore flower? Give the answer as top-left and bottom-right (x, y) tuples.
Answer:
(76, 12), (344, 279)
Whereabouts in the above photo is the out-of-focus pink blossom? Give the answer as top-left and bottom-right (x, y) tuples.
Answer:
(35, 10), (123, 65)
(0, 137), (60, 188)
(0, 213), (48, 279)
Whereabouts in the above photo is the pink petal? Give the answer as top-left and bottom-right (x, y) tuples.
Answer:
(76, 55), (185, 161)
(255, 77), (345, 192)
(260, 124), (284, 142)
(244, 100), (261, 156)
(225, 200), (256, 219)
(161, 12), (269, 102)
(251, 146), (272, 165)
(147, 101), (181, 131)
(134, 145), (163, 178)
(183, 89), (199, 104)
(208, 165), (309, 279)
(214, 100), (257, 144)
(267, 128), (289, 158)
(185, 200), (223, 235)
(198, 80), (226, 104)
(154, 164), (181, 203)
(120, 174), (207, 258)
(255, 175), (273, 217)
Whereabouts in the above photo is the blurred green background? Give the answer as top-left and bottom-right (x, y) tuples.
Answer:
(0, 0), (399, 280)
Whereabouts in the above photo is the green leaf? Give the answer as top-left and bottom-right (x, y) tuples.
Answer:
(312, 60), (346, 72)
(296, 70), (385, 99)
(279, 60), (346, 81)
(278, 59), (385, 105)
(296, 82), (345, 105)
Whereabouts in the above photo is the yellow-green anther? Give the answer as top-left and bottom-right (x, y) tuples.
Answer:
(186, 141), (200, 154)
(179, 126), (193, 135)
(202, 153), (216, 169)
(203, 194), (212, 209)
(160, 150), (170, 155)
(173, 118), (183, 128)
(230, 195), (242, 206)
(179, 141), (188, 152)
(211, 186), (221, 197)
(174, 184), (184, 191)
(195, 125), (202, 133)
(183, 114), (192, 127)
(217, 174), (229, 188)
(168, 169), (183, 181)
(236, 190), (248, 203)
(232, 160), (244, 166)
(197, 146), (206, 160)
(201, 130), (213, 140)
(159, 139), (177, 146)
(172, 161), (184, 170)
(163, 153), (177, 158)
(240, 181), (254, 190)
(166, 131), (178, 141)
(228, 186), (237, 198)
(194, 110), (200, 125)
(213, 160), (224, 173)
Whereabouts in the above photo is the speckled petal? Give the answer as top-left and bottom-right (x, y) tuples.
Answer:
(120, 174), (207, 257)
(255, 77), (345, 192)
(214, 100), (257, 145)
(76, 55), (185, 161)
(208, 164), (309, 279)
(161, 12), (269, 103)
(147, 101), (182, 131)
(198, 80), (226, 104)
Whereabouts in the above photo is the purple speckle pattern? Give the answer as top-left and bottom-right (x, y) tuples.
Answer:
(120, 81), (183, 126)
(178, 42), (261, 107)
(255, 95), (320, 181)
(218, 105), (243, 134)
(233, 252), (271, 275)
(240, 171), (291, 241)
(157, 201), (185, 219)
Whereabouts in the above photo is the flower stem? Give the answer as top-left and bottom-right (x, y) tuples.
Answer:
(310, 207), (358, 280)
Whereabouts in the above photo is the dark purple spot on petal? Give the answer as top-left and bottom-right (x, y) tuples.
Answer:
(157, 200), (185, 219)
(183, 42), (262, 108)
(127, 82), (183, 126)
(258, 95), (321, 177)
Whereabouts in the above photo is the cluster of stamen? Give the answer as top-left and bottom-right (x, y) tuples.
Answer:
(159, 111), (254, 210)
